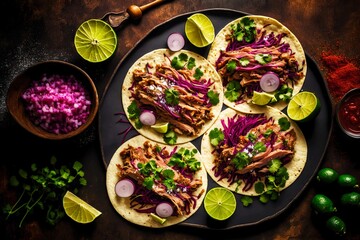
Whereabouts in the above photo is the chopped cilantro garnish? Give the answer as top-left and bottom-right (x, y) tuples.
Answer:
(4, 156), (87, 227)
(231, 17), (256, 43)
(127, 101), (142, 129)
(187, 57), (196, 70)
(268, 159), (282, 174)
(207, 90), (219, 105)
(255, 53), (272, 65)
(255, 181), (265, 194)
(127, 101), (140, 120)
(232, 152), (251, 170)
(209, 128), (224, 146)
(168, 147), (200, 171)
(278, 117), (290, 131)
(171, 53), (188, 69)
(239, 57), (250, 66)
(253, 142), (266, 154)
(225, 81), (241, 102)
(240, 196), (253, 207)
(194, 68), (203, 80)
(274, 85), (293, 102)
(165, 88), (179, 105)
(163, 130), (177, 145)
(247, 132), (257, 142)
(226, 60), (237, 73)
(263, 129), (273, 138)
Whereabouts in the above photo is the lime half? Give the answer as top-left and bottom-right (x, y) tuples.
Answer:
(63, 191), (102, 224)
(204, 187), (236, 221)
(287, 91), (320, 122)
(74, 19), (117, 63)
(151, 122), (169, 133)
(251, 91), (274, 106)
(185, 13), (215, 48)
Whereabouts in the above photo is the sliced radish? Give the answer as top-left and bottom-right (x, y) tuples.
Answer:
(260, 72), (280, 92)
(155, 202), (174, 218)
(115, 178), (135, 197)
(167, 33), (185, 52)
(139, 110), (156, 126)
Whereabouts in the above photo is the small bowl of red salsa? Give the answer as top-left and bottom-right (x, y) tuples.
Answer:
(336, 88), (360, 139)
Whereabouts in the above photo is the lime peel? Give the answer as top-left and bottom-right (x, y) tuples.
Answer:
(74, 19), (117, 63)
(204, 187), (236, 221)
(63, 191), (102, 224)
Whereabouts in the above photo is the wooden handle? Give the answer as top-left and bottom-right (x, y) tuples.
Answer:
(127, 0), (170, 20)
(139, 0), (167, 12)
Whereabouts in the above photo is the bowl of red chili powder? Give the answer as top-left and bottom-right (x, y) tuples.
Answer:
(336, 88), (360, 139)
(6, 60), (99, 140)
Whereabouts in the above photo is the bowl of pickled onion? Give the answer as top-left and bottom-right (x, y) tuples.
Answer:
(6, 60), (99, 140)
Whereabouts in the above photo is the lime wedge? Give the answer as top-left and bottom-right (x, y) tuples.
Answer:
(251, 91), (274, 106)
(63, 191), (102, 224)
(287, 91), (321, 122)
(150, 122), (169, 133)
(150, 213), (167, 224)
(204, 187), (236, 221)
(74, 19), (117, 63)
(185, 13), (215, 48)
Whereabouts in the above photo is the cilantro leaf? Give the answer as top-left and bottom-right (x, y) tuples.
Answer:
(231, 17), (256, 43)
(225, 81), (241, 102)
(127, 101), (141, 120)
(226, 60), (237, 73)
(255, 53), (272, 65)
(165, 88), (179, 105)
(278, 117), (290, 131)
(193, 68), (203, 80)
(255, 181), (265, 194)
(232, 152), (250, 170)
(163, 130), (177, 145)
(268, 159), (282, 174)
(240, 196), (253, 207)
(187, 57), (196, 70)
(207, 90), (219, 105)
(209, 128), (224, 146)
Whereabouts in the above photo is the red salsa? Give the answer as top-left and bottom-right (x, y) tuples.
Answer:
(338, 92), (360, 135)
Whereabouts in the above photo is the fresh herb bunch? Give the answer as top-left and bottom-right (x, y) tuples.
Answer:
(3, 156), (87, 227)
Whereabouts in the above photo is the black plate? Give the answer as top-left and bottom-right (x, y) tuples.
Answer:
(98, 8), (333, 229)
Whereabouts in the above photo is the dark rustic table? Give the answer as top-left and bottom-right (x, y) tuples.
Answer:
(1, 0), (359, 239)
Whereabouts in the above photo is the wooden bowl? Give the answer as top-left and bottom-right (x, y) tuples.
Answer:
(6, 60), (99, 140)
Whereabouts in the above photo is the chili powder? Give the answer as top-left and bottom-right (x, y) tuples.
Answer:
(321, 51), (360, 103)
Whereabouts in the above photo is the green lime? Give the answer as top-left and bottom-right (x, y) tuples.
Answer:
(204, 187), (236, 221)
(150, 213), (166, 224)
(337, 174), (358, 188)
(340, 192), (360, 207)
(150, 122), (169, 133)
(311, 194), (337, 214)
(251, 91), (275, 106)
(185, 13), (215, 48)
(74, 19), (117, 63)
(63, 191), (102, 224)
(316, 167), (339, 184)
(287, 91), (321, 122)
(326, 216), (346, 236)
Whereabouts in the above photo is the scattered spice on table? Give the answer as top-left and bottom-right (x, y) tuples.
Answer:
(320, 51), (360, 103)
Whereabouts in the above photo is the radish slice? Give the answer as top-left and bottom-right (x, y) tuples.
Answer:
(115, 179), (135, 197)
(260, 72), (280, 92)
(167, 33), (185, 52)
(155, 202), (174, 218)
(139, 110), (156, 126)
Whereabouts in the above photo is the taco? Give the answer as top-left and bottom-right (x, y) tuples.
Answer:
(207, 15), (307, 113)
(106, 135), (208, 228)
(122, 48), (223, 145)
(201, 107), (307, 196)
